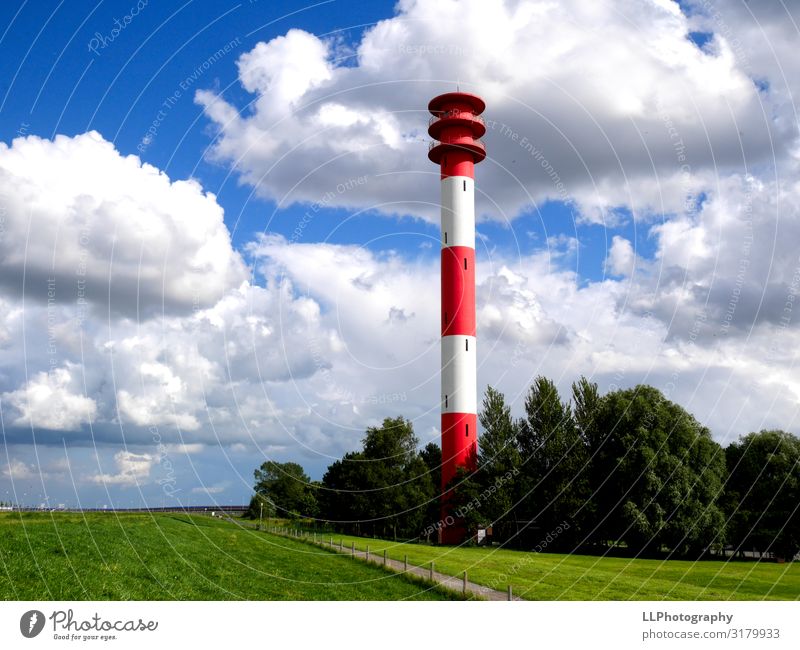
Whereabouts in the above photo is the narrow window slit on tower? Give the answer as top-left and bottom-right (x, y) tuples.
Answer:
(463, 180), (466, 191)
(444, 232), (447, 244)
(464, 258), (467, 270)
(445, 395), (448, 408)
(465, 339), (468, 351)
(444, 311), (448, 324)
(465, 424), (469, 437)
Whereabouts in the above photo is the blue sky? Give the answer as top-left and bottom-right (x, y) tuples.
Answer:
(0, 0), (798, 509)
(0, 1), (395, 247)
(0, 0), (639, 285)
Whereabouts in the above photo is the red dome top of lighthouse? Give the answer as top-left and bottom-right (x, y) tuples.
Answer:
(428, 91), (485, 116)
(427, 91), (486, 167)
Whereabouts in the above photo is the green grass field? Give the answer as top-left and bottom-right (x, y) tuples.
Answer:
(3, 512), (797, 601)
(0, 512), (453, 600)
(318, 532), (800, 600)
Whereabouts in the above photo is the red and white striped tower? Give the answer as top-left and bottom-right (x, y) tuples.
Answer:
(428, 91), (486, 544)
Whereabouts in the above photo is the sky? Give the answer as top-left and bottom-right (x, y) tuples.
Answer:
(0, 0), (798, 509)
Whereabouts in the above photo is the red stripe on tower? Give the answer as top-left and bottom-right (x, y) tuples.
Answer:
(441, 246), (476, 337)
(428, 91), (486, 544)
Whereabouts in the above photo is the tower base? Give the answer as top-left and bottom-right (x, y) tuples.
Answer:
(440, 520), (467, 545)
(440, 412), (477, 545)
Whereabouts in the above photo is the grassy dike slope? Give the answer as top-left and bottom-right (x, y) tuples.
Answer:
(324, 533), (800, 600)
(0, 513), (453, 600)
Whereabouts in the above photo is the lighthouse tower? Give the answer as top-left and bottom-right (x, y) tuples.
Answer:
(427, 92), (486, 544)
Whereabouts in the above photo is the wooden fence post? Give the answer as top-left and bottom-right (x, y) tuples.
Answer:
(462, 571), (467, 594)
(383, 549), (387, 566)
(507, 585), (513, 601)
(366, 545), (370, 561)
(404, 555), (408, 571)
(429, 561), (434, 581)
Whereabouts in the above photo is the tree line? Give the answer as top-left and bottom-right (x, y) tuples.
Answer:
(247, 378), (800, 560)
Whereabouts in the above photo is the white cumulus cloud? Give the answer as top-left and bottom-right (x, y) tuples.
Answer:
(2, 365), (96, 430)
(89, 450), (155, 486)
(196, 0), (787, 223)
(0, 131), (247, 317)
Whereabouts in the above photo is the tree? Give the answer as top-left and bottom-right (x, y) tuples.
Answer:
(245, 492), (276, 521)
(572, 376), (601, 447)
(516, 376), (589, 549)
(589, 385), (726, 555)
(360, 417), (435, 538)
(319, 451), (370, 535)
(420, 442), (442, 490)
(570, 377), (601, 543)
(253, 461), (317, 519)
(725, 430), (800, 560)
(319, 417), (436, 539)
(419, 441), (443, 537)
(477, 386), (521, 543)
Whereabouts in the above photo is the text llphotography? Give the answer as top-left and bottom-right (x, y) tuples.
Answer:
(0, 1), (798, 648)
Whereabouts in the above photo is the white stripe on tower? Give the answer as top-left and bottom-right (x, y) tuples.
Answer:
(441, 332), (477, 415)
(441, 176), (475, 249)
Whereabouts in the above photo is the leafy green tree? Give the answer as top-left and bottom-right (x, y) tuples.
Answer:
(420, 442), (442, 490)
(419, 441), (443, 536)
(319, 417), (436, 539)
(517, 376), (589, 549)
(572, 377), (601, 446)
(725, 430), (800, 560)
(245, 492), (276, 521)
(360, 417), (435, 538)
(589, 385), (726, 555)
(571, 377), (601, 542)
(253, 461), (317, 519)
(477, 386), (521, 543)
(319, 451), (370, 535)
